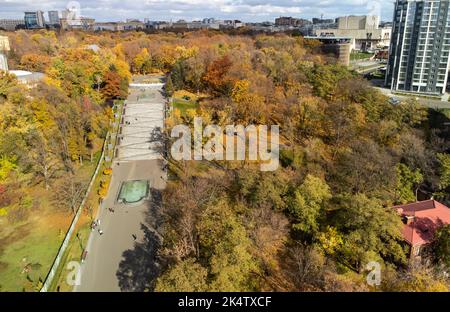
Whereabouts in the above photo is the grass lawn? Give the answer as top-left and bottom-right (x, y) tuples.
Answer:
(0, 208), (70, 291)
(0, 150), (102, 292)
(172, 99), (199, 115)
(350, 51), (374, 61)
(48, 213), (93, 292)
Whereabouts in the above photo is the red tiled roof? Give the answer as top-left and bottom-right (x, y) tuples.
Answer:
(393, 200), (450, 247)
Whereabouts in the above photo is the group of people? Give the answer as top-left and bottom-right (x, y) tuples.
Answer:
(91, 219), (103, 235)
(91, 206), (117, 236)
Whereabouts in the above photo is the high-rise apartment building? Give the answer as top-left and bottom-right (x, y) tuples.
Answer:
(386, 0), (450, 95)
(24, 11), (45, 29)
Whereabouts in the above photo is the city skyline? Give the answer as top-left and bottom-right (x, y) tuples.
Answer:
(0, 0), (395, 23)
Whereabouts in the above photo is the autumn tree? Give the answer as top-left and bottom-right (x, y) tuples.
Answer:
(203, 55), (234, 95)
(53, 174), (88, 214)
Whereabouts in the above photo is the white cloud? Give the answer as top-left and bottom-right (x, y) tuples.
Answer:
(0, 0), (395, 22)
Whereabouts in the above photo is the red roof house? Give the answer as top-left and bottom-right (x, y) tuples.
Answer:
(393, 199), (450, 258)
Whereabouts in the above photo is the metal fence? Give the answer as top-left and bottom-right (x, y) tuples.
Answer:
(40, 133), (109, 292)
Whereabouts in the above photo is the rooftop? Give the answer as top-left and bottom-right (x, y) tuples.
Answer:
(393, 200), (450, 247)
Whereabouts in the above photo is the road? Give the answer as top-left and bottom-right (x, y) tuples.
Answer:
(75, 77), (167, 292)
(370, 79), (450, 110)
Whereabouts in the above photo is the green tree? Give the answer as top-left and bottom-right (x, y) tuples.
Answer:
(198, 200), (260, 291)
(393, 99), (428, 127)
(288, 175), (331, 237)
(165, 75), (174, 97)
(334, 193), (406, 271)
(437, 153), (450, 190)
(155, 258), (208, 292)
(306, 64), (354, 101)
(433, 224), (450, 269)
(395, 163), (423, 204)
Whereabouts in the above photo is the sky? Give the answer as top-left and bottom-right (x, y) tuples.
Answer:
(0, 0), (396, 23)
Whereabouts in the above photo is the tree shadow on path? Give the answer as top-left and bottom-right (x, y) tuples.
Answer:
(116, 223), (161, 292)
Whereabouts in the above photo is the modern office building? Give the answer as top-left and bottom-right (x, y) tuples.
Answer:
(24, 11), (45, 29)
(48, 11), (60, 25)
(315, 15), (391, 51)
(386, 0), (450, 95)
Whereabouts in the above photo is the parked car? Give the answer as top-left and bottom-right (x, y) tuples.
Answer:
(389, 97), (401, 105)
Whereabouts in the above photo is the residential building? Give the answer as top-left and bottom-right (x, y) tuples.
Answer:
(393, 199), (450, 260)
(24, 11), (45, 29)
(0, 35), (10, 71)
(0, 19), (25, 31)
(122, 20), (145, 31)
(172, 20), (189, 29)
(312, 17), (336, 24)
(386, 0), (450, 95)
(222, 20), (244, 28)
(202, 18), (216, 24)
(9, 70), (45, 86)
(315, 15), (391, 51)
(275, 16), (311, 27)
(60, 17), (95, 30)
(48, 11), (60, 25)
(93, 22), (124, 32)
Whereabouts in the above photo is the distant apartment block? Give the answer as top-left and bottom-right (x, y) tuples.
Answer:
(60, 17), (95, 30)
(47, 11), (60, 25)
(312, 18), (336, 24)
(315, 15), (391, 51)
(122, 20), (145, 30)
(275, 16), (312, 27)
(0, 35), (10, 71)
(386, 0), (450, 95)
(0, 19), (25, 31)
(221, 20), (244, 29)
(93, 22), (124, 31)
(24, 11), (45, 29)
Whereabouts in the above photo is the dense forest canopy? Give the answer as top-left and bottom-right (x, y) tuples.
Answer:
(1, 29), (450, 291)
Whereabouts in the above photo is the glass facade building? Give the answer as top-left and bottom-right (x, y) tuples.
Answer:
(386, 0), (450, 95)
(24, 11), (45, 29)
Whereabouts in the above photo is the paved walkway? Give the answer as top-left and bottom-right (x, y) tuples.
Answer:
(75, 78), (167, 292)
(117, 84), (165, 161)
